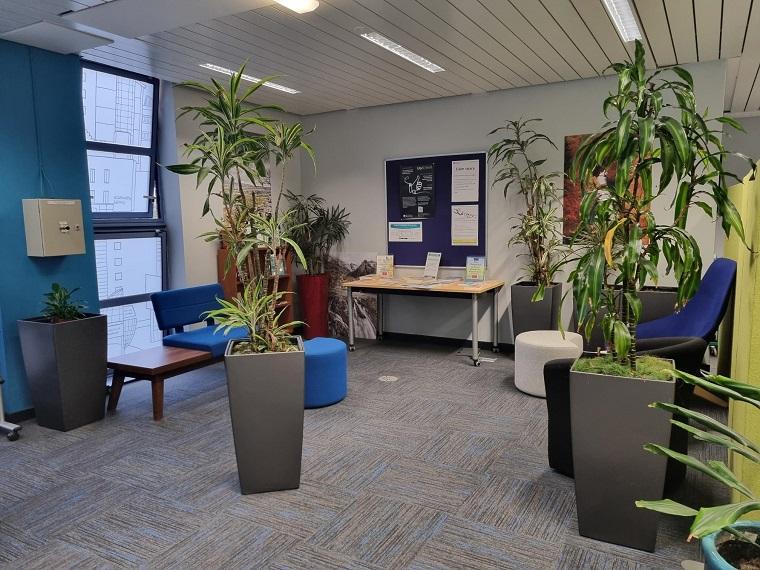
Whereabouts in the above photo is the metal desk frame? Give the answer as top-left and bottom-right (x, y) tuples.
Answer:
(344, 281), (503, 366)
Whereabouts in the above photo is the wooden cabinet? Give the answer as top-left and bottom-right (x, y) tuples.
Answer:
(216, 245), (295, 325)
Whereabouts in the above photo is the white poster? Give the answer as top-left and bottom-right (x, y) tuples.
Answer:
(423, 252), (442, 278)
(388, 221), (423, 242)
(451, 159), (480, 203)
(451, 205), (479, 246)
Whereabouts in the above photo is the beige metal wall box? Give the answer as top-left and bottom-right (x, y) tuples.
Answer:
(22, 199), (86, 257)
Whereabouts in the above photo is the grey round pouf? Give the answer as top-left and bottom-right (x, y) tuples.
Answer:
(514, 330), (583, 397)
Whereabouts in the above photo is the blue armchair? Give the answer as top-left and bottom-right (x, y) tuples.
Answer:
(151, 284), (248, 358)
(636, 257), (736, 342)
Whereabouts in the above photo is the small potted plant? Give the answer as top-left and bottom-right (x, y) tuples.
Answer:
(566, 40), (750, 551)
(286, 191), (350, 339)
(637, 369), (760, 569)
(17, 283), (107, 431)
(488, 118), (564, 338)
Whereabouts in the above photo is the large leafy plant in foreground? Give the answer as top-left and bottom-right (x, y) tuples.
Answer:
(569, 40), (751, 369)
(637, 370), (760, 545)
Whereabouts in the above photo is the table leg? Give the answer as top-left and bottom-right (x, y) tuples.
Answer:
(347, 287), (355, 351)
(107, 371), (126, 412)
(151, 377), (165, 421)
(492, 288), (500, 353)
(377, 293), (384, 340)
(472, 293), (480, 366)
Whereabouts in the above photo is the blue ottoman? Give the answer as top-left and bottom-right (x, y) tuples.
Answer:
(304, 337), (348, 409)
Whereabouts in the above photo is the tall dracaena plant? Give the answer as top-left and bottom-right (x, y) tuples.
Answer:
(488, 118), (563, 301)
(569, 40), (750, 370)
(166, 65), (279, 286)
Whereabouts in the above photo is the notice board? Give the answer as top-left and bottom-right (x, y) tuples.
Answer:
(386, 152), (487, 267)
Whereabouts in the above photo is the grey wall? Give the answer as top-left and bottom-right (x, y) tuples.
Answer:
(300, 60), (728, 344)
(724, 115), (760, 180)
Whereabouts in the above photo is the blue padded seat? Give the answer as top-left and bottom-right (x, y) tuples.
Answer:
(304, 338), (347, 409)
(637, 258), (737, 342)
(151, 284), (247, 358)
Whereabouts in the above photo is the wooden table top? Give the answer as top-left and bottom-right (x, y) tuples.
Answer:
(108, 345), (213, 375)
(342, 277), (504, 294)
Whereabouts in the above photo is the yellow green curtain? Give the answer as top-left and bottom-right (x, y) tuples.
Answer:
(726, 171), (760, 498)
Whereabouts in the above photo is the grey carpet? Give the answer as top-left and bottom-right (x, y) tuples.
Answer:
(0, 339), (727, 569)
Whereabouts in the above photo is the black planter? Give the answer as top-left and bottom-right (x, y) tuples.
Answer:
(570, 361), (676, 552)
(17, 313), (107, 431)
(511, 282), (561, 339)
(224, 337), (305, 494)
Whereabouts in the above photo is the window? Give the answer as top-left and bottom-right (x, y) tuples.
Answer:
(82, 62), (166, 359)
(82, 63), (158, 219)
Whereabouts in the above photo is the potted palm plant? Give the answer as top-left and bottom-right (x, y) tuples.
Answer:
(637, 370), (760, 569)
(167, 65), (313, 494)
(17, 283), (107, 431)
(285, 191), (350, 339)
(488, 118), (564, 338)
(566, 40), (751, 551)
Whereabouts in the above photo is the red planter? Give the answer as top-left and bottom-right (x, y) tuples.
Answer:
(297, 273), (329, 339)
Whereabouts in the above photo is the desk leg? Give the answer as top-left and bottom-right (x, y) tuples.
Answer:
(347, 287), (355, 351)
(492, 289), (500, 353)
(151, 377), (164, 421)
(472, 293), (480, 366)
(107, 371), (125, 412)
(377, 293), (384, 340)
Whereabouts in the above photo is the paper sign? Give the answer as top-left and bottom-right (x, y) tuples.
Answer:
(400, 163), (435, 219)
(388, 221), (423, 242)
(465, 256), (486, 282)
(451, 205), (479, 246)
(451, 159), (479, 203)
(376, 255), (395, 278)
(423, 252), (442, 278)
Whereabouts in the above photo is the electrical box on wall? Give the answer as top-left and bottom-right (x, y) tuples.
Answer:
(22, 199), (86, 257)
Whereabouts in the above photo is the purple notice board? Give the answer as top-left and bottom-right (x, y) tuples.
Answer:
(386, 152), (486, 267)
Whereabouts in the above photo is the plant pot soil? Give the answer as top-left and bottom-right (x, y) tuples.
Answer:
(703, 523), (760, 570)
(298, 273), (329, 339)
(511, 282), (560, 339)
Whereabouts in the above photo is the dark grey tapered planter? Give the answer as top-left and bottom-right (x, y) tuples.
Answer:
(570, 361), (676, 552)
(511, 282), (561, 339)
(225, 337), (305, 495)
(17, 313), (107, 431)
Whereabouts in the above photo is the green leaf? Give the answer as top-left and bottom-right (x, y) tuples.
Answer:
(672, 370), (760, 411)
(661, 116), (690, 166)
(613, 320), (630, 360)
(615, 111), (632, 160)
(689, 502), (760, 540)
(671, 66), (694, 89)
(635, 499), (698, 517)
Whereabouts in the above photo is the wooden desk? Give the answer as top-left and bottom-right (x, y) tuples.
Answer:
(107, 346), (214, 420)
(342, 277), (504, 366)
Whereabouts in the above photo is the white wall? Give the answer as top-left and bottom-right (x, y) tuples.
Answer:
(300, 60), (727, 344)
(724, 115), (760, 180)
(173, 84), (303, 287)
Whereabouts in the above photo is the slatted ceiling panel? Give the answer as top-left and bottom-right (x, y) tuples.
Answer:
(325, 0), (497, 94)
(720, 0), (751, 58)
(167, 22), (407, 107)
(508, 0), (597, 78)
(479, 0), (580, 81)
(694, 0), (721, 61)
(385, 0), (530, 87)
(410, 0), (540, 86)
(335, 0), (504, 92)
(452, 0), (561, 84)
(539, 0), (611, 75)
(569, 0), (630, 65)
(731, 56), (760, 112)
(226, 10), (447, 101)
(662, 0), (696, 63)
(633, 0), (676, 66)
(266, 2), (464, 98)
(725, 57), (741, 112)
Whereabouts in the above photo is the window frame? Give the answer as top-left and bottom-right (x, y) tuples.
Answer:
(81, 60), (161, 222)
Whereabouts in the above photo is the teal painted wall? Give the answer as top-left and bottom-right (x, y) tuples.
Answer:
(0, 40), (99, 414)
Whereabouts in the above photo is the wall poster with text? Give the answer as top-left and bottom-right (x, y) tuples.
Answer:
(399, 163), (435, 219)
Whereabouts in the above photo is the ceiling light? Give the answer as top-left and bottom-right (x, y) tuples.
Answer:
(273, 0), (319, 14)
(360, 31), (444, 73)
(199, 63), (300, 94)
(602, 0), (642, 42)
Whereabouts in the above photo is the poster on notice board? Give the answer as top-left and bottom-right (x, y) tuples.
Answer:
(399, 163), (435, 219)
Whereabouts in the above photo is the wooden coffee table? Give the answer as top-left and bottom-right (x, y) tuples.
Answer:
(107, 346), (215, 421)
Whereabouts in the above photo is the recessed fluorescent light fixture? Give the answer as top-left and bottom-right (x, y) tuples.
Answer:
(360, 31), (444, 73)
(602, 0), (642, 42)
(199, 63), (300, 94)
(274, 0), (319, 13)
